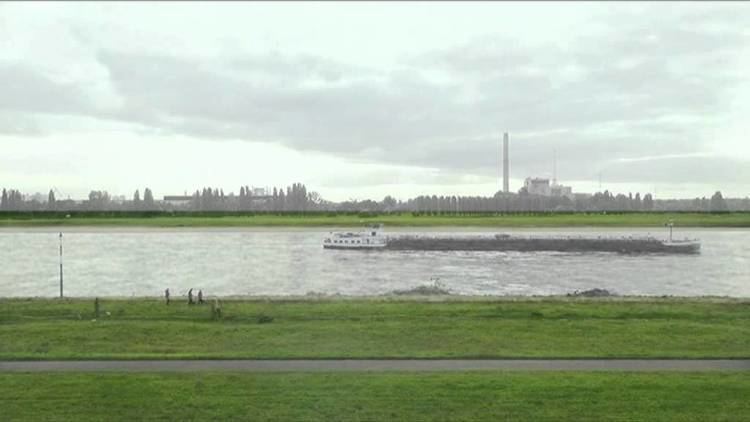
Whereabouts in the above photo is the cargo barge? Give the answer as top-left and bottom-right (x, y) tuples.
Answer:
(323, 224), (701, 254)
(386, 233), (700, 254)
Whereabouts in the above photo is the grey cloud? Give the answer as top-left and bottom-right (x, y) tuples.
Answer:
(410, 35), (534, 78)
(4, 4), (749, 189)
(0, 63), (92, 116)
(91, 12), (750, 186)
(407, 8), (749, 182)
(394, 129), (696, 184)
(0, 62), (101, 136)
(96, 50), (477, 154)
(604, 156), (750, 185)
(471, 31), (744, 132)
(230, 52), (370, 84)
(0, 111), (43, 136)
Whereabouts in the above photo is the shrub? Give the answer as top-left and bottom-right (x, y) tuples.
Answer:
(257, 314), (274, 324)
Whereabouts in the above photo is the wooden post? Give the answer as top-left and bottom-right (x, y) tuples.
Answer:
(59, 232), (64, 298)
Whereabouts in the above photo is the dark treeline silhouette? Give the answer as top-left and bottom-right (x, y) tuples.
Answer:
(187, 183), (319, 211)
(0, 185), (746, 212)
(131, 188), (156, 211)
(352, 190), (740, 213)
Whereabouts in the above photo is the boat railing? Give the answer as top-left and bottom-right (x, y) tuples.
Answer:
(393, 233), (696, 243)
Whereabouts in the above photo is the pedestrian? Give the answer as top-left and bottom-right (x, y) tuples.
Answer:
(165, 288), (170, 305)
(198, 290), (204, 304)
(188, 288), (194, 305)
(213, 298), (222, 319)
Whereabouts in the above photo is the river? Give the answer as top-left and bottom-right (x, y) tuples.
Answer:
(1, 227), (748, 297)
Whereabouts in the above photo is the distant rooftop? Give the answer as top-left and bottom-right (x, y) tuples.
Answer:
(163, 195), (192, 201)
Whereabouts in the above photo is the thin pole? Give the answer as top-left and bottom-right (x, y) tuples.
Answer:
(59, 232), (63, 298)
(553, 149), (557, 186)
(669, 222), (673, 242)
(666, 220), (673, 242)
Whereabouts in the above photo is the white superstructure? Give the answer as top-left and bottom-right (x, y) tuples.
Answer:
(323, 224), (387, 249)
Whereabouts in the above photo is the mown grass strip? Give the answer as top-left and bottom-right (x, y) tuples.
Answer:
(1, 211), (750, 227)
(1, 372), (749, 421)
(2, 298), (748, 360)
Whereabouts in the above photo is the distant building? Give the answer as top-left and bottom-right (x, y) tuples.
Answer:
(551, 184), (573, 198)
(162, 195), (192, 206)
(524, 177), (551, 196)
(26, 192), (48, 203)
(523, 177), (574, 199)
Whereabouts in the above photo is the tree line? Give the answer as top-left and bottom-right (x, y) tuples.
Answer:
(192, 183), (318, 211)
(333, 191), (737, 213)
(0, 185), (743, 212)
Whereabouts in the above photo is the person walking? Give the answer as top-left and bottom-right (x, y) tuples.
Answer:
(198, 290), (204, 304)
(188, 288), (194, 305)
(213, 298), (222, 319)
(165, 288), (170, 305)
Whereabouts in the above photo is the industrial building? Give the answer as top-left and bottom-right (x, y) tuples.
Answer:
(524, 177), (552, 196)
(523, 177), (573, 199)
(162, 195), (193, 207)
(501, 132), (574, 199)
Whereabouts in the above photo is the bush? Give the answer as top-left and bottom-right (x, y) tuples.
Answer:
(257, 314), (274, 324)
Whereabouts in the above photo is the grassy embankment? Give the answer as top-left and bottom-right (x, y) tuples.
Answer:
(2, 372), (750, 421)
(2, 298), (748, 360)
(4, 298), (749, 420)
(1, 211), (750, 227)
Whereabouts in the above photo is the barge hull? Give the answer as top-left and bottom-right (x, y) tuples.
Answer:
(384, 237), (700, 254)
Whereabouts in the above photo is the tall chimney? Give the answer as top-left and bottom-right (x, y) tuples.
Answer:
(502, 132), (509, 193)
(553, 148), (557, 186)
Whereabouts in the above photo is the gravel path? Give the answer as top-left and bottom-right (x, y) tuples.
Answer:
(2, 359), (749, 372)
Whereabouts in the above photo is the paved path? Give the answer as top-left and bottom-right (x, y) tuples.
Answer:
(2, 360), (749, 372)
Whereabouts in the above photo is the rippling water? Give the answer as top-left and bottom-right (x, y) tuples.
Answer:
(1, 227), (748, 297)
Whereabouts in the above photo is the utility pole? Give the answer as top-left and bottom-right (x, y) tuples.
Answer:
(502, 132), (510, 194)
(553, 149), (557, 186)
(59, 232), (64, 298)
(666, 219), (674, 242)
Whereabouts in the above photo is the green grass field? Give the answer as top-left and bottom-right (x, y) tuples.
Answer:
(2, 372), (749, 421)
(2, 298), (748, 360)
(1, 211), (750, 227)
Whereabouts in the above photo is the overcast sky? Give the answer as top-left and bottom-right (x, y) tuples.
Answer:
(1, 2), (749, 201)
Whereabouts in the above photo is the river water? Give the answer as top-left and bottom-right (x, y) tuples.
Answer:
(1, 227), (748, 298)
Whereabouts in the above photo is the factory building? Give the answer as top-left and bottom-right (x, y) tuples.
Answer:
(162, 195), (193, 206)
(551, 183), (573, 198)
(524, 177), (551, 196)
(523, 177), (574, 199)
(500, 132), (574, 199)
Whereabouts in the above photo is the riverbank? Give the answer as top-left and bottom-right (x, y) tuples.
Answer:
(1, 212), (750, 227)
(2, 297), (748, 360)
(4, 297), (748, 420)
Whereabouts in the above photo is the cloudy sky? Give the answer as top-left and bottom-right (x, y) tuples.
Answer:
(1, 2), (749, 201)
